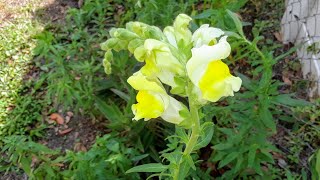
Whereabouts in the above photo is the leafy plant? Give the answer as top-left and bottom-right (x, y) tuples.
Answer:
(62, 133), (142, 180)
(0, 136), (60, 179)
(202, 10), (312, 179)
(309, 149), (320, 180)
(100, 10), (245, 178)
(33, 0), (115, 113)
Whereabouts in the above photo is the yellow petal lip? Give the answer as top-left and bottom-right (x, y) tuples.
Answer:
(198, 60), (242, 102)
(127, 71), (165, 93)
(186, 36), (231, 86)
(132, 90), (165, 120)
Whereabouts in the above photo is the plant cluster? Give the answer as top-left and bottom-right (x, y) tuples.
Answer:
(0, 0), (318, 179)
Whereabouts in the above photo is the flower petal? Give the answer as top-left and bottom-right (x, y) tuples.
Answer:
(186, 36), (231, 84)
(132, 90), (166, 120)
(157, 70), (177, 88)
(127, 71), (165, 93)
(144, 39), (184, 75)
(160, 96), (186, 124)
(163, 26), (178, 48)
(173, 14), (192, 45)
(198, 60), (242, 102)
(192, 24), (224, 47)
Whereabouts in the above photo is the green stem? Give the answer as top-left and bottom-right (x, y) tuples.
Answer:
(244, 39), (265, 61)
(173, 84), (201, 180)
(183, 102), (200, 155)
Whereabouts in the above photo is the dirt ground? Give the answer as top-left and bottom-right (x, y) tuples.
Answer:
(43, 115), (107, 152)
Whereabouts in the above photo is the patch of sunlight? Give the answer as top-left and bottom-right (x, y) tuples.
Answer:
(0, 0), (45, 133)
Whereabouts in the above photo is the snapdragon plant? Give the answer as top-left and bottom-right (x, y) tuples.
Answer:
(101, 13), (242, 179)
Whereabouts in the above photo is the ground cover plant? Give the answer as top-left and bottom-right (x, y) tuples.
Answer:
(0, 0), (319, 179)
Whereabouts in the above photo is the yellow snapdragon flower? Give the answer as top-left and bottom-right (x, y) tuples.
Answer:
(186, 36), (242, 102)
(164, 14), (192, 47)
(127, 71), (187, 124)
(101, 13), (242, 125)
(134, 39), (184, 89)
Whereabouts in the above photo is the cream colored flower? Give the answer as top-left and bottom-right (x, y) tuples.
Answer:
(127, 71), (187, 124)
(192, 24), (224, 48)
(186, 36), (242, 102)
(134, 39), (184, 88)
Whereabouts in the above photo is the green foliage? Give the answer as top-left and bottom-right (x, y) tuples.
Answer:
(0, 134), (143, 179)
(1, 0), (318, 179)
(116, 0), (197, 27)
(33, 0), (116, 113)
(200, 10), (312, 179)
(309, 149), (320, 180)
(0, 93), (45, 138)
(0, 18), (40, 128)
(62, 134), (142, 180)
(0, 136), (60, 179)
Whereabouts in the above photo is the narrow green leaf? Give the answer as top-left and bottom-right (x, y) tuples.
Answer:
(316, 150), (320, 177)
(184, 154), (196, 170)
(20, 157), (32, 175)
(235, 72), (256, 91)
(286, 169), (295, 180)
(194, 122), (214, 150)
(226, 9), (244, 36)
(248, 144), (258, 167)
(252, 160), (263, 175)
(131, 154), (149, 162)
(218, 152), (239, 168)
(234, 156), (244, 173)
(95, 97), (121, 121)
(275, 46), (298, 61)
(193, 9), (217, 19)
(213, 143), (233, 151)
(260, 149), (275, 164)
(259, 107), (276, 132)
(272, 94), (311, 107)
(224, 31), (241, 39)
(178, 160), (191, 180)
(211, 152), (227, 162)
(126, 163), (167, 173)
(110, 88), (130, 102)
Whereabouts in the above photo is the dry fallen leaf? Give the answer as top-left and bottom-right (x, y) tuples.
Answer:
(31, 155), (39, 168)
(67, 111), (74, 117)
(65, 116), (71, 124)
(274, 32), (283, 42)
(74, 142), (87, 152)
(278, 159), (287, 168)
(58, 128), (73, 135)
(74, 131), (79, 139)
(46, 119), (55, 124)
(282, 76), (292, 85)
(52, 163), (64, 167)
(50, 113), (64, 124)
(272, 152), (284, 159)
